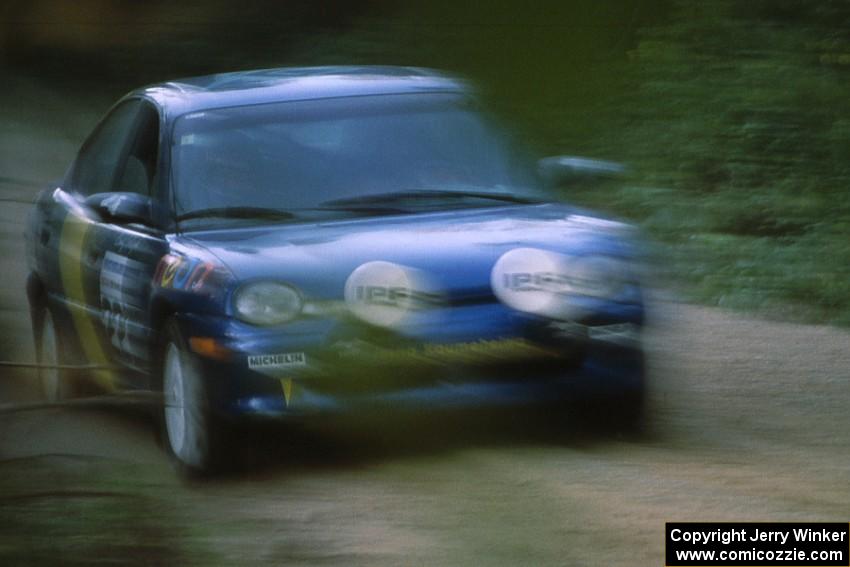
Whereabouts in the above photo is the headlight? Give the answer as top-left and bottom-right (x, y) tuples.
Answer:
(233, 281), (303, 325)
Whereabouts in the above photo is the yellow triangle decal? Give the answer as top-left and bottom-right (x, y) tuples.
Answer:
(280, 378), (293, 406)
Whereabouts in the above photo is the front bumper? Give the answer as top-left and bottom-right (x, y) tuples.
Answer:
(231, 338), (643, 417)
(174, 303), (644, 419)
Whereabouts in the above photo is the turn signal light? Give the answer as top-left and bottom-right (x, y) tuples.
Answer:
(188, 337), (232, 361)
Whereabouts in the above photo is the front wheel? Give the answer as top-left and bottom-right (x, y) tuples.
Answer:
(590, 349), (647, 436)
(553, 346), (647, 438)
(160, 321), (228, 475)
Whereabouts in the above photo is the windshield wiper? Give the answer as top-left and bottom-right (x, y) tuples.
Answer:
(176, 191), (541, 223)
(321, 189), (542, 208)
(176, 207), (297, 222)
(311, 204), (412, 216)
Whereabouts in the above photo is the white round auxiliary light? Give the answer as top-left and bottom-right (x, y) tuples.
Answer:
(344, 261), (442, 328)
(491, 247), (625, 320)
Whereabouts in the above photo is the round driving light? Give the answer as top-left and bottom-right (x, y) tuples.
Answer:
(491, 248), (629, 320)
(568, 256), (627, 298)
(233, 281), (302, 325)
(343, 261), (442, 328)
(491, 248), (572, 317)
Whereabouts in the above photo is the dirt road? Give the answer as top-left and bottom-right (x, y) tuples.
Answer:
(1, 75), (848, 566)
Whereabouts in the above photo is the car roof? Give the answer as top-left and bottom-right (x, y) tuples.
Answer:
(133, 66), (469, 120)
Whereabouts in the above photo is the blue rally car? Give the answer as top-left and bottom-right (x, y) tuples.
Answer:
(25, 66), (645, 473)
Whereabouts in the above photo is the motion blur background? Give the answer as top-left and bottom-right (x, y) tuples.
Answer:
(4, 0), (850, 326)
(2, 2), (850, 565)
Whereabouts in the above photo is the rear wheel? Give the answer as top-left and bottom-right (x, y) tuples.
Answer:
(160, 321), (228, 475)
(37, 309), (72, 401)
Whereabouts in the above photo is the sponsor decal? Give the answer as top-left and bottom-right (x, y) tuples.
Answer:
(491, 247), (585, 320)
(500, 271), (588, 295)
(352, 285), (443, 308)
(153, 254), (219, 294)
(334, 338), (562, 366)
(99, 251), (148, 358)
(247, 352), (307, 370)
(280, 378), (295, 406)
(344, 261), (444, 327)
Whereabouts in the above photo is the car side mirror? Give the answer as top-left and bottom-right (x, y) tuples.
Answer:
(538, 155), (627, 187)
(85, 192), (155, 225)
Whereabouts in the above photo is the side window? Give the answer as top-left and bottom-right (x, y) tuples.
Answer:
(70, 100), (142, 196)
(115, 102), (160, 196)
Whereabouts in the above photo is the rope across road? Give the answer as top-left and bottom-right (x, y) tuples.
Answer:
(0, 361), (119, 371)
(0, 391), (160, 415)
(0, 360), (158, 414)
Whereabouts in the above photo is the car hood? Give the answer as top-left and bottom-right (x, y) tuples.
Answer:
(181, 203), (639, 301)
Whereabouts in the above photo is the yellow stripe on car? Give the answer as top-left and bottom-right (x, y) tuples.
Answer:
(59, 212), (115, 390)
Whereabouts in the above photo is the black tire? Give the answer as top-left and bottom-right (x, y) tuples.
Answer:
(158, 319), (230, 476)
(594, 350), (647, 437)
(609, 374), (646, 435)
(552, 348), (647, 438)
(35, 308), (75, 401)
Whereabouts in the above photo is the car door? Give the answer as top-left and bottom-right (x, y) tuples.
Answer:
(84, 100), (170, 382)
(52, 99), (168, 390)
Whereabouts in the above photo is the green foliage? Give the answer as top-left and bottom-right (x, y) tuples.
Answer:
(588, 0), (850, 325)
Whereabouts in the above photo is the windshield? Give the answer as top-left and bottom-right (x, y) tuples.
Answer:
(170, 93), (543, 222)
